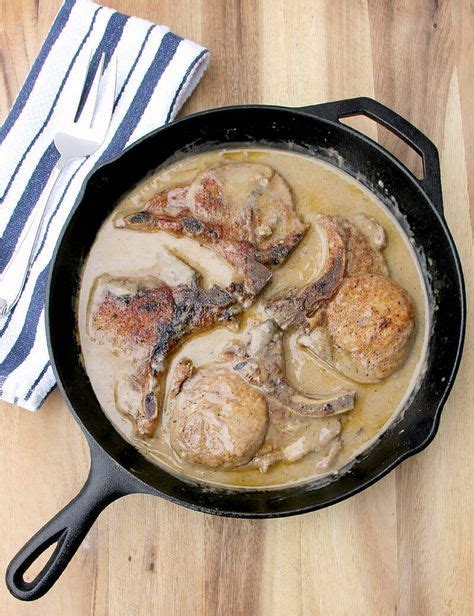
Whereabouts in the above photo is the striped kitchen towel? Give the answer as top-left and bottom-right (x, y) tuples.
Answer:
(0, 0), (209, 411)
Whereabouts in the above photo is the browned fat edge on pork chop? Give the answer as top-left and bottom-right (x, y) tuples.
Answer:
(89, 272), (240, 437)
(266, 216), (346, 329)
(115, 163), (308, 302)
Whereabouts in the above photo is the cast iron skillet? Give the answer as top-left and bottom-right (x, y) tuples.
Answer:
(6, 98), (466, 601)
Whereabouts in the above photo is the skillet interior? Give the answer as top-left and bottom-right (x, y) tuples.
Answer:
(48, 104), (465, 517)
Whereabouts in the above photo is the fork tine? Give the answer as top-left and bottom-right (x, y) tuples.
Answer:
(76, 53), (105, 128)
(90, 56), (117, 141)
(62, 49), (93, 124)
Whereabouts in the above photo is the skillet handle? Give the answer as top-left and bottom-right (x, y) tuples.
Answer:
(5, 442), (140, 601)
(300, 97), (444, 216)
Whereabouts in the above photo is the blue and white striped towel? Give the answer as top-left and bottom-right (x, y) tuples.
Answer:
(0, 0), (209, 411)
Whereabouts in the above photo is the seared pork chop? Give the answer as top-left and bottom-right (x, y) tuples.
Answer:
(265, 213), (415, 383)
(168, 320), (356, 471)
(116, 163), (308, 302)
(266, 213), (388, 329)
(89, 262), (239, 437)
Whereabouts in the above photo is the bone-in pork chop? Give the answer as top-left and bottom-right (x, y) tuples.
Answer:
(168, 320), (356, 471)
(265, 214), (415, 383)
(88, 262), (239, 437)
(116, 163), (308, 302)
(266, 213), (389, 329)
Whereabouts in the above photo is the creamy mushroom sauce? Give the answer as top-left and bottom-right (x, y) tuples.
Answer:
(78, 147), (429, 489)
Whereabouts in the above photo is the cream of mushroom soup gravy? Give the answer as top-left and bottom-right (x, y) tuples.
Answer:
(78, 147), (429, 490)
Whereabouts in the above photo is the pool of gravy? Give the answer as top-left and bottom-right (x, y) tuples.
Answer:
(78, 147), (429, 490)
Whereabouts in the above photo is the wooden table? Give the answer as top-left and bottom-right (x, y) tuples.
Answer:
(1, 1), (472, 614)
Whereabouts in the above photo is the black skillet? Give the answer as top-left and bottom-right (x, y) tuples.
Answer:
(6, 97), (466, 601)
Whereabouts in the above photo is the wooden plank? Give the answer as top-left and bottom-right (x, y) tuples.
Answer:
(368, 3), (474, 613)
(0, 1), (472, 615)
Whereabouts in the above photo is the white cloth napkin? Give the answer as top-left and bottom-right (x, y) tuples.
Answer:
(0, 0), (209, 410)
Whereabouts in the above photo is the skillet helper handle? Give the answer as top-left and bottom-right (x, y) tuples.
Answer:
(6, 443), (138, 601)
(300, 97), (444, 216)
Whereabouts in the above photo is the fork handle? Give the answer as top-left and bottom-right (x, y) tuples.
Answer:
(0, 162), (65, 317)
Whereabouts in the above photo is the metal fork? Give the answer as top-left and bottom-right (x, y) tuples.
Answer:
(0, 52), (117, 317)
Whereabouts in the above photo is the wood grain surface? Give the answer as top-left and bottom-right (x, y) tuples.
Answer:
(1, 1), (473, 614)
